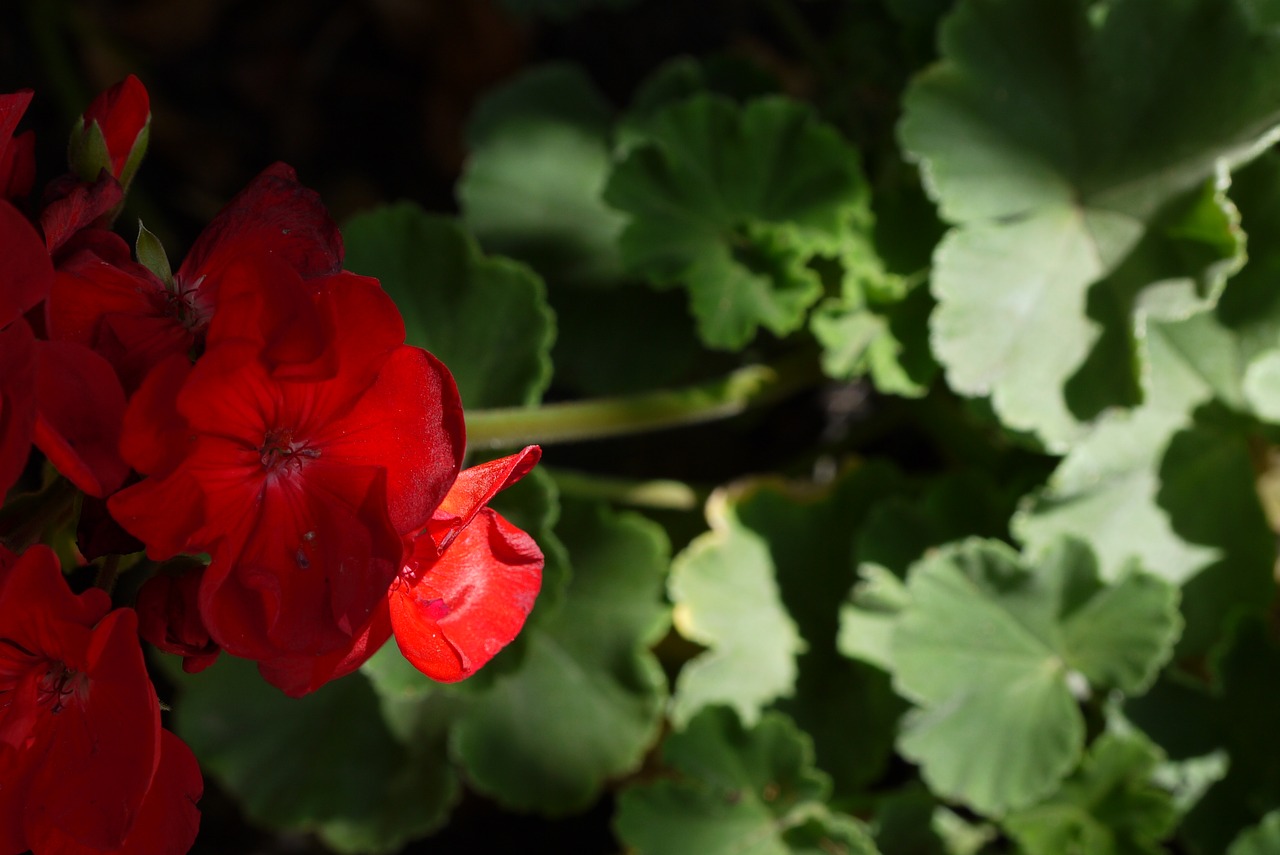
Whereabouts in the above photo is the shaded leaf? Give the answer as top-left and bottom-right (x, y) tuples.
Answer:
(343, 204), (555, 409)
(171, 655), (456, 854)
(614, 707), (880, 855)
(458, 64), (626, 286)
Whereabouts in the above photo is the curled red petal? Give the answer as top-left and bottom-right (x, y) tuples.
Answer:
(428, 445), (541, 554)
(136, 561), (220, 673)
(391, 508), (542, 682)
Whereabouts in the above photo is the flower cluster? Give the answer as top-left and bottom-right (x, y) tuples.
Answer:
(1, 76), (543, 853)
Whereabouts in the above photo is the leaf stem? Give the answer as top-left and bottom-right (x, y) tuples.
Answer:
(465, 353), (820, 450)
(545, 467), (705, 511)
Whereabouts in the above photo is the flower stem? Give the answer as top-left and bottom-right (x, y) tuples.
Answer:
(465, 353), (820, 450)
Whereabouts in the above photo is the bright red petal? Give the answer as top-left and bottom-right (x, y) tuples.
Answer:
(428, 446), (541, 553)
(391, 508), (542, 682)
(316, 345), (465, 535)
(258, 600), (393, 698)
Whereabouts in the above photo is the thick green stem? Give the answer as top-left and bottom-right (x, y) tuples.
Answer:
(465, 354), (819, 450)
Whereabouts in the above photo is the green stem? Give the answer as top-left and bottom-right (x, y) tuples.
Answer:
(545, 467), (705, 511)
(94, 554), (120, 595)
(465, 353), (820, 450)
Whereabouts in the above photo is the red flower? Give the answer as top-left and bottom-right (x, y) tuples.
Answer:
(261, 446), (544, 696)
(109, 271), (466, 660)
(0, 545), (201, 854)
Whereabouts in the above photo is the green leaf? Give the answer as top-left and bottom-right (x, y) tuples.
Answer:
(891, 537), (1181, 815)
(1015, 277), (1276, 653)
(900, 0), (1280, 448)
(135, 221), (172, 286)
(448, 498), (669, 813)
(1228, 811), (1280, 855)
(614, 707), (880, 855)
(668, 486), (807, 727)
(458, 64), (626, 286)
(342, 204), (555, 409)
(171, 655), (456, 854)
(1002, 730), (1180, 855)
(604, 94), (870, 349)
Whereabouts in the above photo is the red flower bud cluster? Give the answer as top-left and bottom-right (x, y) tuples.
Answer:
(1, 75), (544, 854)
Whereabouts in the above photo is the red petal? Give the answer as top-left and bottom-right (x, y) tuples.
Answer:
(316, 345), (465, 535)
(32, 340), (129, 497)
(199, 462), (402, 659)
(391, 508), (542, 682)
(177, 162), (342, 285)
(40, 172), (124, 254)
(205, 255), (336, 380)
(258, 600), (393, 697)
(0, 319), (36, 498)
(0, 199), (52, 328)
(0, 130), (34, 204)
(428, 446), (541, 553)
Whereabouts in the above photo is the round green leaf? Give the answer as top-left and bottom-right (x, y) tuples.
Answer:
(604, 94), (869, 350)
(343, 204), (555, 409)
(891, 537), (1180, 815)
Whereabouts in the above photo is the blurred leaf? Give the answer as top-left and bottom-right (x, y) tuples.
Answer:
(1002, 730), (1180, 855)
(605, 94), (869, 349)
(891, 537), (1180, 815)
(171, 655), (456, 854)
(900, 0), (1280, 448)
(343, 204), (555, 408)
(449, 498), (669, 813)
(614, 707), (880, 855)
(1228, 811), (1280, 855)
(458, 64), (626, 286)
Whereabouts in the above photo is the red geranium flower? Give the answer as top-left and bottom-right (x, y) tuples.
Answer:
(135, 560), (220, 674)
(69, 74), (150, 186)
(0, 91), (35, 204)
(0, 545), (202, 855)
(109, 269), (466, 660)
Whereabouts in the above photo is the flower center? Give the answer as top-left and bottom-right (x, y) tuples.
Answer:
(259, 428), (321, 474)
(37, 662), (87, 714)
